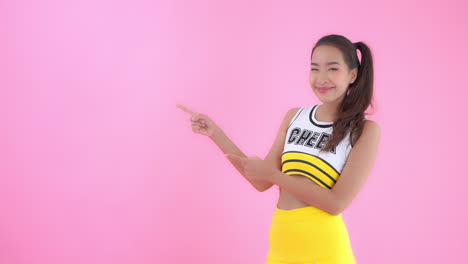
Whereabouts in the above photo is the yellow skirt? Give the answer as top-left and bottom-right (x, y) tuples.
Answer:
(265, 206), (356, 264)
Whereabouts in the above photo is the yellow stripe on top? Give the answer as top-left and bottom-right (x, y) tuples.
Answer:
(281, 151), (340, 189)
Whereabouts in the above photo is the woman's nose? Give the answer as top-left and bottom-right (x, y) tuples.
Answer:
(318, 72), (330, 82)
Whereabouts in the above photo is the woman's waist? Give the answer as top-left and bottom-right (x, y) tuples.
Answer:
(272, 203), (344, 224)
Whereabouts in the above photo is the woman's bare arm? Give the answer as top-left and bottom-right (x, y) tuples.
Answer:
(209, 128), (273, 192)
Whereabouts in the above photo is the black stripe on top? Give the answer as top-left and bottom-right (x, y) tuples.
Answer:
(282, 150), (340, 175)
(282, 159), (337, 183)
(284, 169), (332, 189)
(309, 105), (333, 128)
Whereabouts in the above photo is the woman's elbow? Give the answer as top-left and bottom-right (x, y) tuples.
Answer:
(258, 182), (274, 192)
(329, 199), (346, 216)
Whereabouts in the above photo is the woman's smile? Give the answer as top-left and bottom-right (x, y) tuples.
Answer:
(317, 86), (335, 93)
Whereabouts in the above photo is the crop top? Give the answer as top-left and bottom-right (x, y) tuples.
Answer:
(280, 104), (367, 189)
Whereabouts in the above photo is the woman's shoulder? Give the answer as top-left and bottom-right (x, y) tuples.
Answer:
(363, 119), (380, 128)
(285, 106), (303, 116)
(362, 119), (381, 138)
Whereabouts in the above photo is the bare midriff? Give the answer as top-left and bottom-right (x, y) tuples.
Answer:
(276, 174), (321, 210)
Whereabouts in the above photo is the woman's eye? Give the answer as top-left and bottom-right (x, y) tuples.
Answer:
(311, 68), (338, 71)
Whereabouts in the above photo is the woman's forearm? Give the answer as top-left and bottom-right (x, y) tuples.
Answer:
(209, 128), (273, 192)
(271, 171), (340, 215)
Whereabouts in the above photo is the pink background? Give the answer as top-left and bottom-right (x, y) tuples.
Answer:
(2, 0), (468, 263)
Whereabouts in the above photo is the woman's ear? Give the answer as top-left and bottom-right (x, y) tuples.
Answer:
(350, 68), (358, 84)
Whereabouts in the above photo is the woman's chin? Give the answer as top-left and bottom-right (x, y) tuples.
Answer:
(313, 91), (346, 104)
(314, 93), (334, 104)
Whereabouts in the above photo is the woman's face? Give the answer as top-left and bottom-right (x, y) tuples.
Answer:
(309, 45), (357, 105)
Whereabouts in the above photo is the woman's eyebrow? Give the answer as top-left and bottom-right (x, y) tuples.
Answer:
(311, 62), (340, 66)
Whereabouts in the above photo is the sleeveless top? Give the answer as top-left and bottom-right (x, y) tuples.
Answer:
(280, 104), (367, 189)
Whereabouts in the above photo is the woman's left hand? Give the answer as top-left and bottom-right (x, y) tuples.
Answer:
(225, 153), (278, 183)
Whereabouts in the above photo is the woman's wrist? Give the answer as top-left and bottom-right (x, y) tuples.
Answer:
(270, 170), (283, 184)
(209, 126), (223, 140)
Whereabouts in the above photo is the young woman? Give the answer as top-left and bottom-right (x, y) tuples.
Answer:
(177, 34), (380, 264)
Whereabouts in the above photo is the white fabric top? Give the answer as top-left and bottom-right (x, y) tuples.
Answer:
(280, 104), (367, 189)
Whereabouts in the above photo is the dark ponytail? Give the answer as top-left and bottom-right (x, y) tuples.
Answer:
(311, 35), (374, 151)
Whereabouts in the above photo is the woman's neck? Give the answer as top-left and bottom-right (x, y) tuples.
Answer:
(317, 101), (340, 122)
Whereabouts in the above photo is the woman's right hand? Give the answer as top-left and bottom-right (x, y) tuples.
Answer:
(176, 103), (220, 137)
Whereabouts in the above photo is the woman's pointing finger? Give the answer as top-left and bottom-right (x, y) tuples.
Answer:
(176, 103), (195, 115)
(225, 153), (247, 166)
